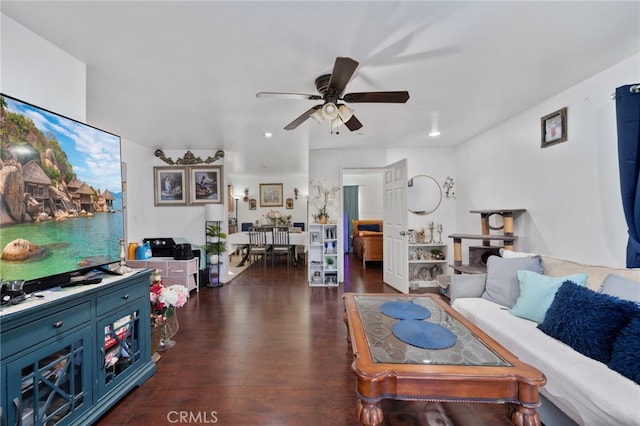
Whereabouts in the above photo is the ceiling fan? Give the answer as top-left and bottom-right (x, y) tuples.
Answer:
(256, 57), (410, 131)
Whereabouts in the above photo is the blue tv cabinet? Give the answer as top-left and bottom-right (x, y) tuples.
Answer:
(0, 269), (156, 426)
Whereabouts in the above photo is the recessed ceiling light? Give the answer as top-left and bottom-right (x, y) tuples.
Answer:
(264, 132), (273, 138)
(429, 130), (441, 137)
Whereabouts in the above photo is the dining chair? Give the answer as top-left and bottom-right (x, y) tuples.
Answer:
(248, 226), (270, 269)
(271, 226), (294, 268)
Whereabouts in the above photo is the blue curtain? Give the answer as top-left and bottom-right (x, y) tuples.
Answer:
(615, 84), (640, 267)
(343, 186), (359, 253)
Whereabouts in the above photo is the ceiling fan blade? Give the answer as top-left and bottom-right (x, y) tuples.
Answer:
(328, 57), (359, 94)
(284, 105), (322, 130)
(257, 92), (322, 101)
(342, 91), (410, 103)
(343, 115), (363, 132)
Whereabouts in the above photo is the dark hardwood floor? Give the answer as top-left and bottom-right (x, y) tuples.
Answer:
(96, 254), (512, 425)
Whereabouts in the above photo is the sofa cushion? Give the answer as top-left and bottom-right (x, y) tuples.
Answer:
(481, 255), (543, 307)
(449, 273), (488, 302)
(599, 273), (640, 304)
(608, 317), (640, 384)
(538, 281), (640, 363)
(541, 255), (640, 291)
(509, 271), (588, 323)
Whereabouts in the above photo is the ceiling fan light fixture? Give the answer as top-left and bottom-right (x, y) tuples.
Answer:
(322, 102), (339, 120)
(337, 104), (354, 122)
(330, 117), (343, 129)
(310, 109), (324, 123)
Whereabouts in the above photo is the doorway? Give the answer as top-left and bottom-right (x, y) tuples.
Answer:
(342, 167), (384, 266)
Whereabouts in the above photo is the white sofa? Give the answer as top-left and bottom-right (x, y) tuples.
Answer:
(449, 254), (640, 426)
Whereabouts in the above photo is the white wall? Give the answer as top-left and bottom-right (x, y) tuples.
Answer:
(455, 54), (639, 267)
(1, 15), (86, 121)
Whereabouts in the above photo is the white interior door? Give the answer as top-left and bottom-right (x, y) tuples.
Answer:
(383, 159), (408, 293)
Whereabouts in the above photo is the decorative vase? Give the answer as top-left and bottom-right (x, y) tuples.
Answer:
(416, 234), (425, 243)
(158, 310), (179, 352)
(317, 214), (328, 224)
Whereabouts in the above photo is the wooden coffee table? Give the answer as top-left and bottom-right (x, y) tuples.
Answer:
(343, 293), (546, 426)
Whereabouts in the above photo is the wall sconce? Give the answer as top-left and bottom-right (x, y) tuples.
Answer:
(443, 176), (456, 199)
(243, 187), (250, 202)
(294, 188), (299, 200)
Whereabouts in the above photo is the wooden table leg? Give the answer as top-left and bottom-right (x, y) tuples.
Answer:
(505, 403), (541, 426)
(355, 399), (383, 426)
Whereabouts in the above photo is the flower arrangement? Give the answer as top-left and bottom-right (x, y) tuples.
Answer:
(308, 180), (340, 223)
(263, 209), (291, 226)
(149, 270), (189, 326)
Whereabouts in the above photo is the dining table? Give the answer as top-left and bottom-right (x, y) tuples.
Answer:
(227, 231), (308, 266)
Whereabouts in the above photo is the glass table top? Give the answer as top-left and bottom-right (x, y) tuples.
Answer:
(353, 295), (510, 367)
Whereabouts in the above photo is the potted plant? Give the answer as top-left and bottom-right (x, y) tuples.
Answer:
(326, 256), (335, 270)
(430, 248), (444, 260)
(205, 224), (227, 264)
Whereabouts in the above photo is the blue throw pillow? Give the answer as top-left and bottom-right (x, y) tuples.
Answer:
(608, 318), (640, 384)
(357, 224), (380, 232)
(538, 281), (640, 363)
(509, 271), (588, 323)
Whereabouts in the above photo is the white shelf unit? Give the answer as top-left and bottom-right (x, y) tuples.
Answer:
(308, 224), (339, 286)
(408, 243), (448, 288)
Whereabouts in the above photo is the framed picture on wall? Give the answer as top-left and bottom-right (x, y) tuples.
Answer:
(188, 166), (223, 204)
(154, 167), (187, 206)
(541, 107), (568, 148)
(259, 183), (283, 207)
(286, 198), (294, 209)
(249, 199), (257, 210)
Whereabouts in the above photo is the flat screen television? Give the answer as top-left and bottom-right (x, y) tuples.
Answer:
(0, 93), (125, 291)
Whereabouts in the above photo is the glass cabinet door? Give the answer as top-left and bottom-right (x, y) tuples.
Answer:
(98, 307), (142, 395)
(6, 328), (92, 426)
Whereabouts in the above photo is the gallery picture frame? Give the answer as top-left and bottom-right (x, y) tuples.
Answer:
(286, 198), (294, 209)
(188, 166), (223, 205)
(154, 166), (188, 206)
(249, 199), (257, 210)
(259, 183), (283, 207)
(541, 107), (568, 148)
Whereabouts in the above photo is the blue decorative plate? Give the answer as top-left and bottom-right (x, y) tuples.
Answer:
(392, 320), (457, 349)
(380, 301), (431, 320)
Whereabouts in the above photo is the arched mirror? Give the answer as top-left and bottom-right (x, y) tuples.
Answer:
(407, 175), (442, 215)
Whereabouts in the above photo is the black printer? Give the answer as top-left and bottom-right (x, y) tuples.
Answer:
(143, 238), (198, 261)
(143, 238), (176, 257)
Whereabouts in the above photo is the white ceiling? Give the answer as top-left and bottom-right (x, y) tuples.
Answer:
(2, 1), (638, 178)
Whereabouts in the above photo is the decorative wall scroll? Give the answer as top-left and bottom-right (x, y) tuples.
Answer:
(154, 149), (225, 165)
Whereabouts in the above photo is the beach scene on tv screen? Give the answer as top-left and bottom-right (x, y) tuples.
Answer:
(0, 95), (124, 282)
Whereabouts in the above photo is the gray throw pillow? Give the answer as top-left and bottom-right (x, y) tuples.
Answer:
(481, 255), (543, 307)
(599, 273), (640, 304)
